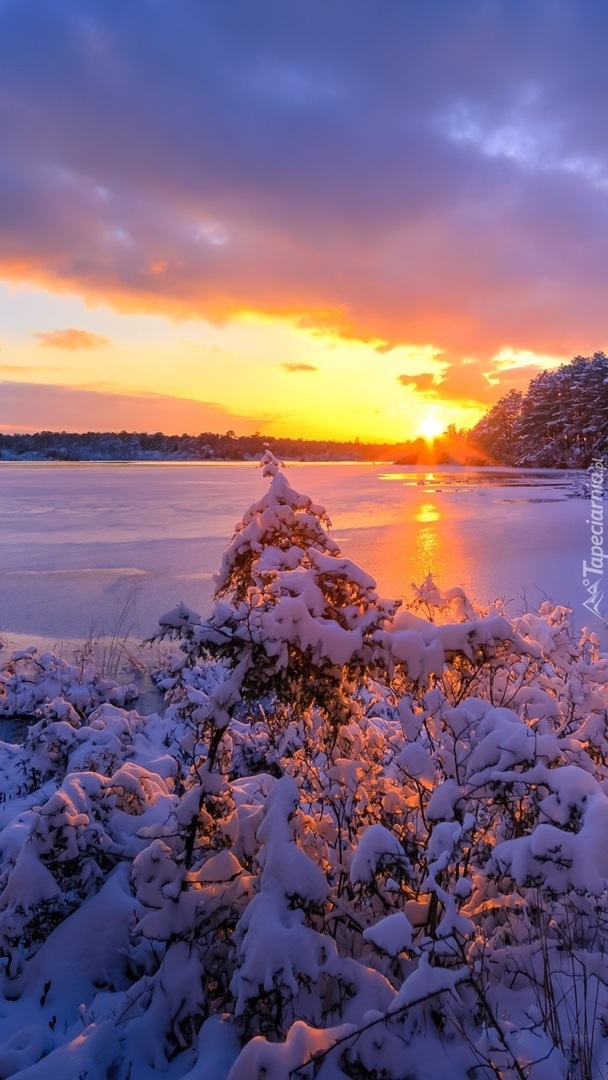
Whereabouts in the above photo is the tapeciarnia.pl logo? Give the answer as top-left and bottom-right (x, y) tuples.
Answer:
(582, 457), (607, 622)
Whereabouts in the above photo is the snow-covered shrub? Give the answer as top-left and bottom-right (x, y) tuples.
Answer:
(152, 450), (400, 767)
(0, 465), (607, 1076)
(0, 647), (138, 721)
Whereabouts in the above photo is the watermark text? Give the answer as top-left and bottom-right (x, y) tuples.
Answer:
(582, 457), (607, 621)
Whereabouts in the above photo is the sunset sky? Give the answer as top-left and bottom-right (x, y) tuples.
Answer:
(1, 1), (607, 441)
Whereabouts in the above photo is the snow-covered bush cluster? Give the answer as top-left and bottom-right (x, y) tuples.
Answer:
(0, 648), (139, 722)
(1, 450), (608, 1078)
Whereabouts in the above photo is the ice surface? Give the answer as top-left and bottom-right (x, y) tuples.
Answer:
(0, 463), (592, 645)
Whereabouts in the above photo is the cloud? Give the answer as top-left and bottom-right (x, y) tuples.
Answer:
(397, 373), (439, 393)
(0, 363), (66, 373)
(282, 362), (318, 373)
(0, 381), (259, 435)
(34, 328), (110, 350)
(396, 355), (556, 408)
(179, 340), (227, 356)
(0, 2), (607, 364)
(434, 357), (553, 406)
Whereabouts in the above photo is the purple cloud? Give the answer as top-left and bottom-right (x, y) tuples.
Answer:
(0, 1), (606, 367)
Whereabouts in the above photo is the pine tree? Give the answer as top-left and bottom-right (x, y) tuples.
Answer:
(471, 352), (608, 467)
(470, 388), (523, 463)
(154, 450), (399, 767)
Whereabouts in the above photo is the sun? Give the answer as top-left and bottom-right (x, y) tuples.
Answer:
(417, 414), (445, 442)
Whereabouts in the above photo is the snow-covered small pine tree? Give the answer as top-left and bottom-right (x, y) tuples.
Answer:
(154, 450), (399, 765)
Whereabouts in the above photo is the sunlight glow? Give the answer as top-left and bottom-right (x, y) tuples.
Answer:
(0, 285), (483, 440)
(417, 414), (445, 442)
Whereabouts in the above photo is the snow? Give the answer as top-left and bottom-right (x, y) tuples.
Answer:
(363, 911), (414, 955)
(226, 1020), (351, 1080)
(389, 953), (469, 1013)
(10, 1022), (121, 1080)
(349, 824), (408, 884)
(0, 457), (606, 1078)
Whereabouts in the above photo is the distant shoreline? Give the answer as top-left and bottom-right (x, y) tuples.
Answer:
(0, 454), (582, 470)
(0, 428), (485, 466)
(0, 427), (600, 469)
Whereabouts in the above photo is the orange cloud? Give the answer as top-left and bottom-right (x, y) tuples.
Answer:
(34, 328), (110, 351)
(394, 355), (560, 412)
(397, 373), (439, 393)
(281, 362), (318, 373)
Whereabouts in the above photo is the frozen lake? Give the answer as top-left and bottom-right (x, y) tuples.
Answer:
(0, 461), (598, 648)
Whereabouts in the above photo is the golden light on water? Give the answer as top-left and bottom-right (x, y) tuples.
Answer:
(415, 502), (440, 523)
(415, 524), (442, 573)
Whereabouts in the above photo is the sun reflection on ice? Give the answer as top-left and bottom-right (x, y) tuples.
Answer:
(343, 469), (474, 604)
(415, 524), (442, 573)
(415, 502), (440, 523)
(412, 492), (445, 584)
(409, 489), (465, 591)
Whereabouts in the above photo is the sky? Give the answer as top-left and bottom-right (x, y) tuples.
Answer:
(0, 0), (607, 441)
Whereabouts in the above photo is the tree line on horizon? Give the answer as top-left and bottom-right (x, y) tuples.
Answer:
(0, 427), (421, 463)
(2, 351), (607, 467)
